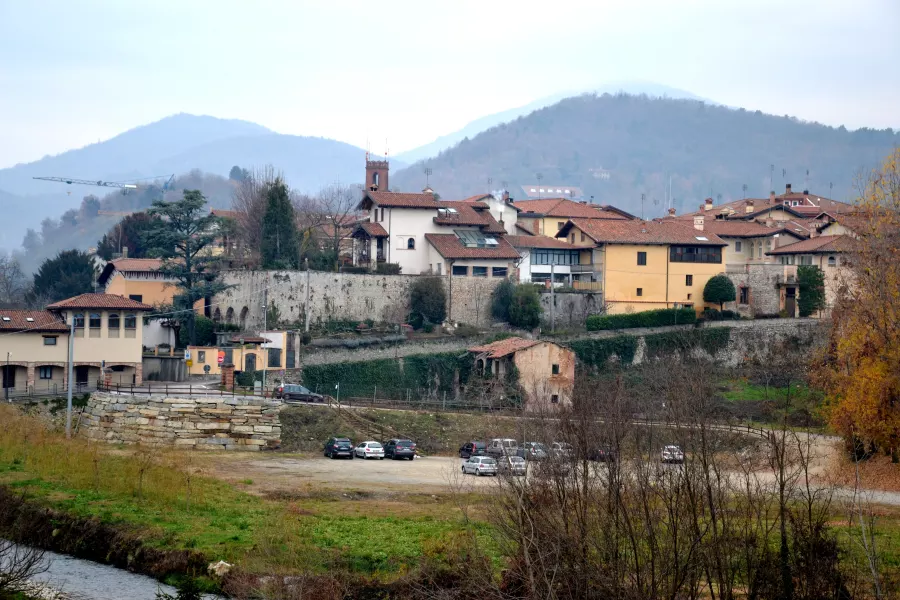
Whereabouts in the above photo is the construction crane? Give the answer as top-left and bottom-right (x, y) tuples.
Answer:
(32, 174), (176, 195)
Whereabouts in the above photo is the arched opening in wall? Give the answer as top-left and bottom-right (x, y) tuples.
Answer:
(213, 308), (222, 323)
(372, 172), (379, 188)
(225, 307), (234, 325)
(240, 307), (249, 329)
(407, 237), (415, 249)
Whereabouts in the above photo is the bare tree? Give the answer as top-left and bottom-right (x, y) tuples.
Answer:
(313, 184), (361, 271)
(0, 539), (48, 595)
(0, 254), (26, 308)
(230, 165), (282, 267)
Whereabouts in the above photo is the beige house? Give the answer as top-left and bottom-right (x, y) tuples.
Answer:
(765, 235), (855, 315)
(468, 337), (575, 411)
(0, 293), (154, 394)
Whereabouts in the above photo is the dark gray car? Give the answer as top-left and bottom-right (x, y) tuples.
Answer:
(281, 384), (324, 403)
(384, 439), (416, 460)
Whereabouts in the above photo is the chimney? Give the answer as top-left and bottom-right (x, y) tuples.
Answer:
(704, 197), (713, 211)
(122, 246), (129, 258)
(667, 207), (677, 217)
(785, 183), (792, 194)
(502, 190), (510, 203)
(532, 221), (540, 234)
(769, 191), (776, 204)
(699, 204), (705, 212)
(693, 215), (704, 231)
(803, 189), (809, 195)
(745, 199), (755, 213)
(765, 218), (774, 228)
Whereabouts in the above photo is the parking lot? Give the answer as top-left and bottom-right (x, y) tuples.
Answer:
(201, 453), (502, 496)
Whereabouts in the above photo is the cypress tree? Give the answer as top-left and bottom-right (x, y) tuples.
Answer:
(260, 178), (300, 269)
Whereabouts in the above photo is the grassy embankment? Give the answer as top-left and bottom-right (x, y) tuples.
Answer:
(0, 406), (497, 588)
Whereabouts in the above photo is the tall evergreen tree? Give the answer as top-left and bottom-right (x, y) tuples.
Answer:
(797, 265), (826, 317)
(144, 190), (231, 345)
(260, 178), (300, 269)
(31, 250), (96, 303)
(96, 212), (162, 260)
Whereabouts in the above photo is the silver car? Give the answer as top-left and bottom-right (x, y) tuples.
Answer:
(486, 438), (518, 457)
(461, 456), (498, 476)
(354, 441), (385, 459)
(661, 445), (685, 464)
(498, 456), (527, 476)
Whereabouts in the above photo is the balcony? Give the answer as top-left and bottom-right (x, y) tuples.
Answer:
(569, 264), (597, 273)
(355, 251), (386, 265)
(572, 281), (603, 291)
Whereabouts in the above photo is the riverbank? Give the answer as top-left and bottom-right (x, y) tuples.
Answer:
(0, 405), (496, 598)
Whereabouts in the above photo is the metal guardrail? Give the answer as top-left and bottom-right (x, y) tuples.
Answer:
(96, 382), (269, 399)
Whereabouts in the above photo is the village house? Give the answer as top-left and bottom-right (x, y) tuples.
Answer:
(0, 293), (153, 395)
(514, 197), (635, 237)
(352, 158), (520, 277)
(765, 235), (855, 315)
(187, 330), (299, 377)
(505, 233), (598, 289)
(556, 218), (728, 314)
(468, 337), (575, 412)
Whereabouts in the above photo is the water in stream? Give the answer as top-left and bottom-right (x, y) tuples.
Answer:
(5, 542), (223, 599)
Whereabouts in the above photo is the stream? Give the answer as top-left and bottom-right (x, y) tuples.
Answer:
(3, 541), (224, 599)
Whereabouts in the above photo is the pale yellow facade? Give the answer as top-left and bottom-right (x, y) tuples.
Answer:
(186, 332), (289, 377)
(512, 342), (576, 412)
(104, 273), (204, 311)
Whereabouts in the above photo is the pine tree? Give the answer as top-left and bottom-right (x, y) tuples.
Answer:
(31, 250), (96, 303)
(260, 179), (300, 269)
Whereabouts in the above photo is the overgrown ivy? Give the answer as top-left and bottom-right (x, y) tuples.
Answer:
(644, 328), (732, 359)
(569, 336), (639, 368)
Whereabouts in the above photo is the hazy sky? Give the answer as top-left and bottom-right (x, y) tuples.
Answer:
(1, 0), (898, 168)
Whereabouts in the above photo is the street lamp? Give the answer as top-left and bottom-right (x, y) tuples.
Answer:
(5, 352), (10, 402)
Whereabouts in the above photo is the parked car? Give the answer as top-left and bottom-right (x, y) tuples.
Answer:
(279, 384), (324, 403)
(384, 439), (416, 460)
(459, 441), (487, 459)
(354, 441), (385, 460)
(497, 455), (527, 476)
(324, 437), (354, 459)
(486, 438), (518, 457)
(461, 456), (498, 476)
(550, 441), (574, 459)
(517, 442), (549, 461)
(661, 445), (685, 464)
(589, 446), (618, 463)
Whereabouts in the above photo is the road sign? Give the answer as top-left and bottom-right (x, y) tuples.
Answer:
(186, 360), (193, 367)
(204, 364), (211, 374)
(184, 350), (191, 360)
(217, 351), (225, 365)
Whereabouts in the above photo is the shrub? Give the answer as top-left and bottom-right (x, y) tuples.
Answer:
(797, 265), (826, 317)
(453, 323), (481, 337)
(703, 274), (736, 310)
(508, 284), (542, 329)
(585, 308), (696, 331)
(409, 277), (446, 328)
(702, 308), (738, 321)
(178, 315), (216, 347)
(235, 369), (261, 387)
(340, 265), (369, 274)
(490, 278), (515, 322)
(375, 262), (402, 275)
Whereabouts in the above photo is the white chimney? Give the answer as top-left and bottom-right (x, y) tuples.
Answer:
(745, 199), (755, 214)
(693, 215), (705, 231)
(704, 198), (713, 211)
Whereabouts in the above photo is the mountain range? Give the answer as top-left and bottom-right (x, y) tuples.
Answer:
(391, 93), (898, 216)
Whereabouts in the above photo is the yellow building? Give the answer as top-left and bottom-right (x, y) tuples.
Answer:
(186, 331), (290, 377)
(0, 294), (153, 395)
(557, 219), (728, 315)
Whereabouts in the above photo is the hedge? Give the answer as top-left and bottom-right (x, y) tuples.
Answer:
(643, 328), (732, 359)
(569, 336), (639, 367)
(586, 308), (697, 331)
(301, 351), (471, 399)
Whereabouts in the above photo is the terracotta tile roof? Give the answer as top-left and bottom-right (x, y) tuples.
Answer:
(109, 258), (163, 272)
(560, 219), (727, 246)
(822, 214), (872, 235)
(506, 235), (581, 249)
(515, 198), (628, 220)
(211, 208), (240, 219)
(515, 223), (537, 235)
(0, 310), (69, 333)
(352, 222), (389, 238)
(468, 337), (542, 359)
(766, 235), (855, 255)
(702, 221), (804, 239)
(424, 234), (521, 259)
(46, 293), (155, 311)
(460, 194), (493, 203)
(433, 201), (507, 234)
(358, 191), (439, 209)
(680, 192), (854, 221)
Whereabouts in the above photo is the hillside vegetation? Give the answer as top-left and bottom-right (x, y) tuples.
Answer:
(391, 93), (898, 215)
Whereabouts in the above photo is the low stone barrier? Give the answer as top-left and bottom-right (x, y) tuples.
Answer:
(79, 392), (282, 451)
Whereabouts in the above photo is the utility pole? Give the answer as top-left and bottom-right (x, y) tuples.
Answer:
(304, 258), (311, 333)
(550, 263), (555, 332)
(4, 352), (9, 402)
(262, 288), (268, 396)
(65, 316), (74, 438)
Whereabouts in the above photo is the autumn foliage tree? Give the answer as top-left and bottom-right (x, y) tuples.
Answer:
(814, 148), (900, 454)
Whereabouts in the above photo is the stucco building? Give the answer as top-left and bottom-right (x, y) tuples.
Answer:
(0, 293), (153, 395)
(468, 337), (575, 412)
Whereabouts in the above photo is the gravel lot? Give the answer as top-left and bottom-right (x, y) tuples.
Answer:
(200, 453), (499, 495)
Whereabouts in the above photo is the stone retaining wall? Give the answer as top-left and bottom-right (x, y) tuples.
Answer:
(79, 392), (282, 451)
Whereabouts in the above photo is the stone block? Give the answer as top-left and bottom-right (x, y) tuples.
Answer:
(253, 425), (273, 433)
(196, 422), (228, 430)
(231, 425), (254, 433)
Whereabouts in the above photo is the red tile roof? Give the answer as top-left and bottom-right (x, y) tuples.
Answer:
(359, 192), (439, 209)
(459, 194), (493, 203)
(109, 258), (163, 272)
(433, 201), (507, 233)
(515, 223), (537, 235)
(560, 219), (727, 246)
(821, 214), (872, 235)
(46, 293), (155, 311)
(424, 234), (521, 259)
(506, 235), (581, 249)
(766, 235), (855, 255)
(468, 337), (542, 358)
(679, 191), (854, 221)
(701, 221), (805, 239)
(352, 222), (389, 238)
(0, 310), (69, 333)
(211, 208), (240, 219)
(515, 198), (628, 220)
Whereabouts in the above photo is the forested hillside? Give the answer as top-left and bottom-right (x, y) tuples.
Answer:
(391, 94), (898, 214)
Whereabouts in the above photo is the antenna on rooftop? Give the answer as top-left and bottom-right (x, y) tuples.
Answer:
(423, 167), (432, 187)
(641, 193), (645, 220)
(742, 183), (748, 199)
(805, 169), (810, 192)
(535, 173), (544, 199)
(770, 164), (774, 193)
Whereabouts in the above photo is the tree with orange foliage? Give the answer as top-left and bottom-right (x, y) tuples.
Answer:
(814, 148), (900, 455)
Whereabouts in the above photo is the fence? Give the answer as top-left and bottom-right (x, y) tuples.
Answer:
(5, 382), (95, 403)
(305, 382), (523, 413)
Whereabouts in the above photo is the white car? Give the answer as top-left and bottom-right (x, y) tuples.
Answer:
(461, 456), (498, 476)
(354, 441), (385, 460)
(661, 445), (685, 464)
